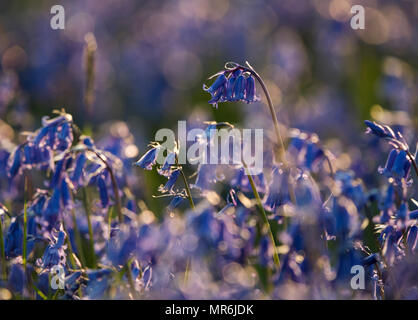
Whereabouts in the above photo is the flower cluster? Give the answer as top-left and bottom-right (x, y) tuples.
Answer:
(0, 64), (417, 301)
(203, 64), (259, 108)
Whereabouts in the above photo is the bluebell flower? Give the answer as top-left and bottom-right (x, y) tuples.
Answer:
(364, 120), (413, 180)
(406, 226), (417, 254)
(382, 231), (399, 266)
(264, 165), (291, 213)
(379, 184), (395, 223)
(331, 197), (360, 240)
(85, 269), (113, 299)
(60, 178), (71, 207)
(188, 206), (221, 253)
(4, 218), (23, 258)
(97, 175), (109, 208)
(288, 130), (327, 171)
(294, 171), (321, 207)
(334, 171), (366, 210)
(335, 246), (362, 282)
(364, 120), (396, 139)
(8, 146), (22, 179)
(192, 164), (221, 192)
(50, 158), (65, 188)
(64, 271), (82, 297)
(396, 203), (408, 221)
(362, 253), (378, 267)
(203, 67), (259, 108)
(38, 227), (67, 269)
(107, 226), (137, 266)
(71, 153), (87, 186)
(27, 190), (48, 216)
(134, 144), (160, 170)
(167, 195), (184, 211)
(230, 167), (266, 193)
(391, 150), (410, 179)
(410, 210), (418, 219)
(7, 263), (25, 295)
(159, 169), (180, 193)
(4, 217), (35, 258)
(159, 151), (176, 176)
(44, 188), (61, 227)
(378, 149), (398, 176)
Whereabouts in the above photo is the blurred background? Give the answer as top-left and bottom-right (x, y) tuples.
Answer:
(0, 0), (417, 198)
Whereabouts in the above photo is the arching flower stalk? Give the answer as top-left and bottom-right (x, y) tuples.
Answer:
(204, 61), (288, 166)
(203, 62), (297, 268)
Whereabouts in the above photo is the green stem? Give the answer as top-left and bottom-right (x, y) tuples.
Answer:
(406, 150), (418, 178)
(244, 163), (280, 268)
(92, 150), (123, 223)
(125, 262), (139, 299)
(238, 62), (296, 206)
(61, 219), (78, 270)
(175, 155), (195, 210)
(82, 188), (97, 268)
(239, 63), (287, 166)
(70, 205), (87, 268)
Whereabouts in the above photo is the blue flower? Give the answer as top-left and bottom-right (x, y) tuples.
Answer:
(159, 169), (180, 193)
(38, 227), (67, 269)
(4, 218), (24, 258)
(406, 226), (417, 254)
(97, 175), (109, 208)
(379, 149), (398, 176)
(364, 120), (408, 150)
(4, 217), (35, 258)
(334, 171), (366, 209)
(264, 165), (291, 213)
(203, 67), (259, 108)
(107, 226), (137, 266)
(71, 153), (87, 186)
(44, 188), (61, 227)
(362, 253), (378, 267)
(168, 195), (184, 211)
(134, 145), (160, 170)
(85, 269), (113, 299)
(192, 164), (220, 192)
(335, 246), (362, 281)
(60, 178), (71, 207)
(364, 120), (395, 139)
(410, 210), (418, 219)
(8, 146), (22, 179)
(159, 152), (176, 176)
(230, 167), (266, 193)
(7, 263), (25, 295)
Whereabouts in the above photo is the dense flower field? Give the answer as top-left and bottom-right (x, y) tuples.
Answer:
(0, 0), (417, 300)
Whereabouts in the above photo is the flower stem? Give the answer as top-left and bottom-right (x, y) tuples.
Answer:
(239, 63), (288, 166)
(244, 163), (280, 268)
(61, 219), (79, 270)
(175, 155), (195, 210)
(82, 188), (97, 268)
(125, 261), (139, 299)
(238, 62), (296, 206)
(92, 150), (123, 223)
(406, 150), (418, 178)
(70, 200), (87, 268)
